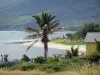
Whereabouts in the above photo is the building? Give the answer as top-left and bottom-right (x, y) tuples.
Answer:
(84, 32), (100, 54)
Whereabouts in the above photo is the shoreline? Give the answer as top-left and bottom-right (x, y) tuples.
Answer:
(23, 42), (86, 53)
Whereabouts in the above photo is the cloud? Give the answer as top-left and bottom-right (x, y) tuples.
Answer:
(0, 0), (28, 11)
(32, 10), (55, 16)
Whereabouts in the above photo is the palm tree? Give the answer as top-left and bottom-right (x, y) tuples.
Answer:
(24, 12), (59, 58)
(66, 33), (73, 41)
(65, 46), (79, 58)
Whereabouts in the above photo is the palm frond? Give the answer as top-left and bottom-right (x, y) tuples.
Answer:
(24, 35), (34, 40)
(48, 14), (51, 21)
(24, 28), (39, 33)
(26, 40), (38, 52)
(32, 12), (59, 35)
(32, 15), (42, 23)
(49, 22), (59, 30)
(73, 46), (79, 56)
(48, 27), (61, 34)
(50, 21), (59, 26)
(45, 12), (49, 24)
(41, 12), (49, 26)
(24, 34), (42, 40)
(41, 12), (46, 25)
(33, 15), (43, 29)
(49, 15), (56, 22)
(71, 46), (74, 53)
(5, 41), (32, 44)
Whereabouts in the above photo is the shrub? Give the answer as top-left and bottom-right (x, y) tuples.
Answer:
(34, 56), (46, 64)
(65, 50), (72, 58)
(39, 64), (51, 71)
(71, 57), (81, 63)
(14, 62), (38, 71)
(50, 62), (64, 72)
(47, 57), (59, 63)
(60, 57), (88, 71)
(21, 54), (30, 62)
(0, 60), (19, 68)
(72, 47), (78, 56)
(82, 52), (100, 64)
(53, 55), (60, 62)
(51, 64), (61, 72)
(39, 62), (64, 72)
(7, 66), (16, 70)
(95, 40), (100, 53)
(65, 46), (79, 59)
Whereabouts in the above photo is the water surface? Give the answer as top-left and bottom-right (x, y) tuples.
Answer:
(0, 31), (75, 60)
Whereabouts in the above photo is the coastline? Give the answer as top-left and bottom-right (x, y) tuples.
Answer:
(23, 42), (86, 53)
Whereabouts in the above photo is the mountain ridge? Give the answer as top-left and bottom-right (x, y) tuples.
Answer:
(0, 0), (100, 30)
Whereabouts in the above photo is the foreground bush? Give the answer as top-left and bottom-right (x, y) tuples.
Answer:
(81, 52), (100, 64)
(11, 62), (38, 71)
(0, 60), (19, 68)
(65, 46), (79, 59)
(34, 56), (46, 64)
(21, 54), (30, 62)
(38, 62), (64, 72)
(2, 54), (100, 73)
(9, 61), (64, 72)
(47, 57), (59, 63)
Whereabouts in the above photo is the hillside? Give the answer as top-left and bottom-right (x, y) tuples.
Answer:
(0, 0), (100, 30)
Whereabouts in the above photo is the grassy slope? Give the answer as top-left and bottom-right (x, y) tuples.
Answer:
(51, 39), (86, 45)
(0, 68), (100, 75)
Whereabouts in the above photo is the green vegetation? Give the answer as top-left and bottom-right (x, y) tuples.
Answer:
(0, 51), (100, 73)
(66, 33), (74, 41)
(65, 47), (79, 58)
(0, 56), (99, 75)
(34, 56), (46, 64)
(21, 54), (30, 62)
(95, 40), (100, 53)
(51, 39), (85, 45)
(74, 23), (100, 40)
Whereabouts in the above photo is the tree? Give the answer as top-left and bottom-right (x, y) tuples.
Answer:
(1, 54), (8, 62)
(95, 39), (100, 53)
(66, 33), (73, 41)
(24, 12), (59, 58)
(74, 32), (81, 41)
(74, 23), (100, 40)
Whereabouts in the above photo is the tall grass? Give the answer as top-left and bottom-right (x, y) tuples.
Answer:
(0, 65), (100, 75)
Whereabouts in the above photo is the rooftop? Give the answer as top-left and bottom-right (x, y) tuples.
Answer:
(84, 32), (100, 42)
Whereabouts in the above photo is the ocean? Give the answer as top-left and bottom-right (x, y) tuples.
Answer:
(0, 31), (75, 60)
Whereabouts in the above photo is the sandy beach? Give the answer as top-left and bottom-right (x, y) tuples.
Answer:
(24, 42), (86, 53)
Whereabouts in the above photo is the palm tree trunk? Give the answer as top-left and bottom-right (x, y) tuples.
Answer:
(42, 26), (49, 59)
(44, 42), (48, 58)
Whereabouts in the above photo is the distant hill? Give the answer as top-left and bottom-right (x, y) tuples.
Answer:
(0, 0), (100, 30)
